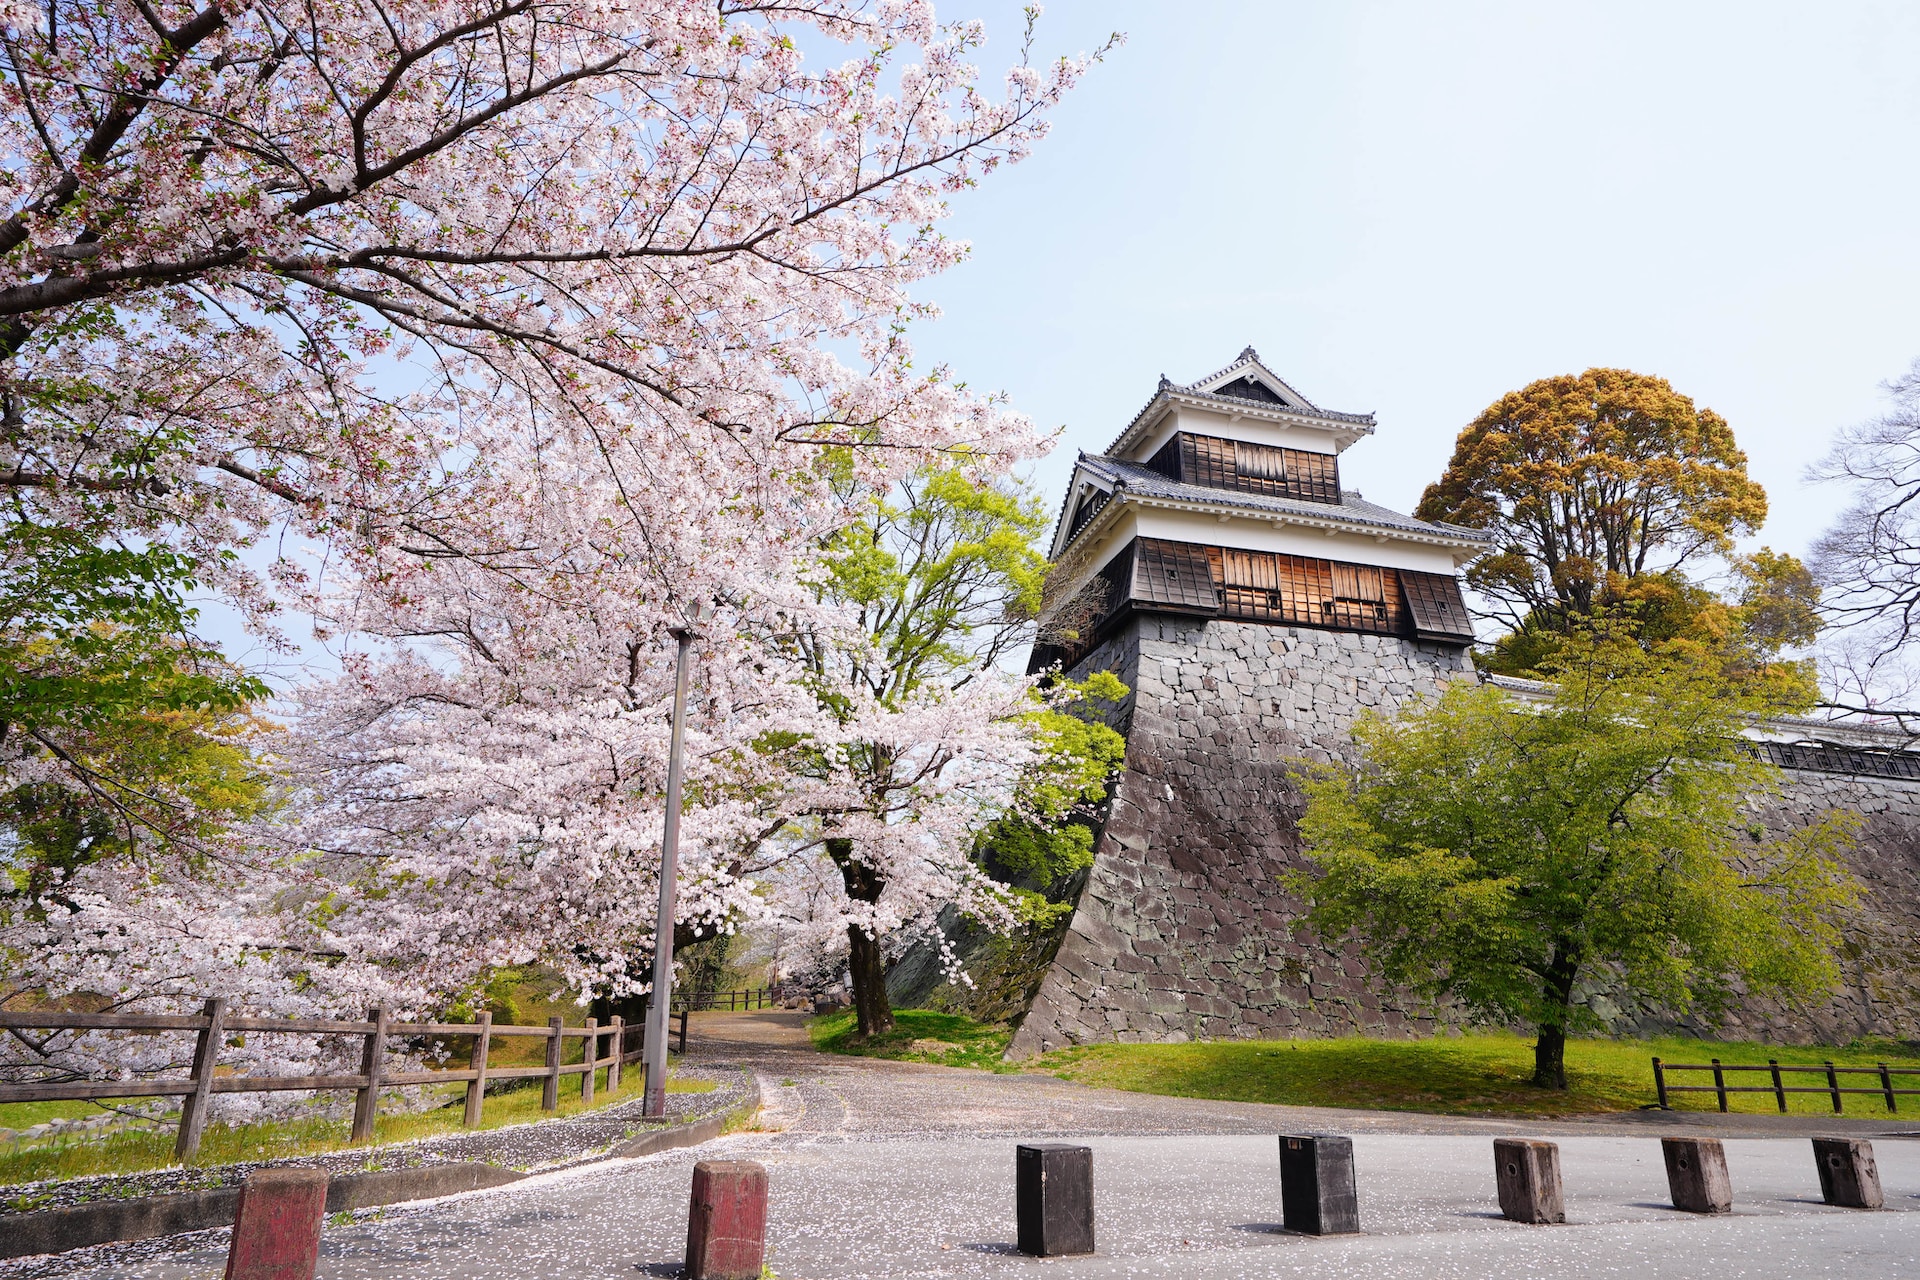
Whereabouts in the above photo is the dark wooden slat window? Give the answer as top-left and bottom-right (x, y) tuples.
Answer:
(1132, 539), (1221, 613)
(1037, 539), (1473, 672)
(1400, 570), (1476, 643)
(1142, 433), (1341, 505)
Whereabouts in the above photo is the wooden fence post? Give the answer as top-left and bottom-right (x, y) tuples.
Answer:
(1710, 1059), (1728, 1113)
(351, 1007), (388, 1144)
(173, 997), (227, 1163)
(1825, 1061), (1843, 1114)
(542, 1016), (563, 1111)
(678, 1006), (689, 1055)
(1770, 1060), (1786, 1113)
(464, 1011), (492, 1128)
(1880, 1064), (1898, 1114)
(608, 1016), (623, 1094)
(582, 1017), (597, 1104)
(1652, 1057), (1668, 1110)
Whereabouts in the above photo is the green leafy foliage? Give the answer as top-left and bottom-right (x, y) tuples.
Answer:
(974, 671), (1127, 927)
(1478, 552), (1823, 709)
(1291, 628), (1860, 1087)
(0, 522), (271, 920)
(809, 463), (1052, 710)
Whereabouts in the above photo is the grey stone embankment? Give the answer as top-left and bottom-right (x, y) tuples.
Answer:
(996, 614), (1920, 1056)
(0, 1066), (758, 1260)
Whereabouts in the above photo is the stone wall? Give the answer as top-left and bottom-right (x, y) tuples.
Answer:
(1002, 612), (1920, 1057)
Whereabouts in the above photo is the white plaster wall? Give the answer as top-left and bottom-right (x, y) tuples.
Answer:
(1127, 403), (1353, 463)
(1129, 506), (1469, 574)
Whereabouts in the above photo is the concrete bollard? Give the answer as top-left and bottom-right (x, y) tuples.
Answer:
(1812, 1137), (1883, 1209)
(1493, 1138), (1565, 1224)
(685, 1161), (768, 1280)
(1661, 1137), (1732, 1214)
(224, 1167), (328, 1280)
(1015, 1143), (1095, 1257)
(1279, 1134), (1361, 1235)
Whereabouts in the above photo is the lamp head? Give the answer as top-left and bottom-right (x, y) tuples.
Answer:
(668, 598), (712, 643)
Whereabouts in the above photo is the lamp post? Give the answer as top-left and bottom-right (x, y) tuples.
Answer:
(643, 603), (705, 1117)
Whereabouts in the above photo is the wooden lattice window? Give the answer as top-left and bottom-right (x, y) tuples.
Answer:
(1144, 433), (1342, 506)
(1214, 547), (1403, 635)
(1326, 563), (1389, 629)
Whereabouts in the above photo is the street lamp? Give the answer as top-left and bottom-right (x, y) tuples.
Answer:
(643, 600), (708, 1117)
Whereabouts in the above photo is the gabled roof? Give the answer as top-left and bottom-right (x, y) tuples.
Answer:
(1105, 347), (1376, 458)
(1051, 451), (1492, 560)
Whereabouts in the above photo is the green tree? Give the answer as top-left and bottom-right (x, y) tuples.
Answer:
(0, 522), (269, 918)
(790, 463), (1121, 1037)
(1481, 551), (1823, 707)
(1291, 629), (1859, 1089)
(973, 670), (1127, 928)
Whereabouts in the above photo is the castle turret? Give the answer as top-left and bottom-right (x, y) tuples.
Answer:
(1034, 348), (1487, 669)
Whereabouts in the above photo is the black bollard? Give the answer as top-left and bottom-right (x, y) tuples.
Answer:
(1016, 1143), (1094, 1257)
(1812, 1137), (1883, 1209)
(1661, 1137), (1732, 1214)
(1493, 1138), (1565, 1224)
(1279, 1134), (1360, 1235)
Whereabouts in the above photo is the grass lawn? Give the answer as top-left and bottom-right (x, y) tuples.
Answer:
(809, 1009), (1018, 1072)
(809, 1009), (1919, 1120)
(0, 1066), (716, 1191)
(0, 1100), (103, 1130)
(1037, 1033), (1920, 1119)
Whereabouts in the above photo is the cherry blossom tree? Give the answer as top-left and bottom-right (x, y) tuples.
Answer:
(0, 0), (1116, 1079)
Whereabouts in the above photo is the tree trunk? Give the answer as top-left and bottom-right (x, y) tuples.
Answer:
(827, 837), (894, 1038)
(846, 920), (893, 1038)
(1532, 950), (1580, 1089)
(1532, 1023), (1567, 1090)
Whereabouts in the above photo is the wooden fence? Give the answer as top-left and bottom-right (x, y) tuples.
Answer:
(1652, 1055), (1920, 1114)
(679, 988), (786, 1013)
(0, 1000), (690, 1160)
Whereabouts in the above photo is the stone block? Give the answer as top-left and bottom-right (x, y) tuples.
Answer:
(1016, 1144), (1094, 1257)
(684, 1160), (768, 1280)
(1812, 1137), (1883, 1209)
(1279, 1134), (1360, 1235)
(224, 1167), (327, 1280)
(1493, 1139), (1564, 1224)
(1661, 1137), (1732, 1214)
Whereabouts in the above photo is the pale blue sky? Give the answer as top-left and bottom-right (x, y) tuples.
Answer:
(924, 0), (1920, 564)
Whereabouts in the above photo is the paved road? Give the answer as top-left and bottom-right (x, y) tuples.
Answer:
(9, 1012), (1920, 1279)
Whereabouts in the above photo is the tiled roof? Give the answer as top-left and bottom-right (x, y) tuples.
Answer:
(1071, 452), (1492, 547)
(1106, 350), (1375, 455)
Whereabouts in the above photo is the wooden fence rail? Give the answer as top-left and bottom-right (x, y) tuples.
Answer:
(677, 987), (786, 1013)
(1652, 1056), (1920, 1114)
(0, 1000), (688, 1160)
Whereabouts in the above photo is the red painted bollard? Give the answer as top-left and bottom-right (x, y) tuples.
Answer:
(685, 1160), (768, 1280)
(224, 1167), (328, 1280)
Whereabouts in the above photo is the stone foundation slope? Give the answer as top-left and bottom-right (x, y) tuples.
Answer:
(1004, 613), (1920, 1058)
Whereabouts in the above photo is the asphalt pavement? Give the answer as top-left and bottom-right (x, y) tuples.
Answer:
(7, 1011), (1918, 1279)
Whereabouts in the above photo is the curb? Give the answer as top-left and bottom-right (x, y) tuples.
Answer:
(0, 1075), (760, 1261)
(608, 1075), (763, 1159)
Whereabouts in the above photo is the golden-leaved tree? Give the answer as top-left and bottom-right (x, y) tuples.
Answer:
(1417, 368), (1815, 699)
